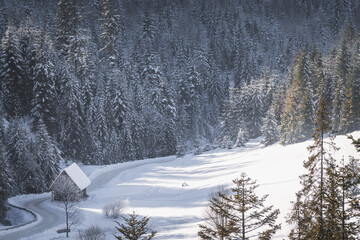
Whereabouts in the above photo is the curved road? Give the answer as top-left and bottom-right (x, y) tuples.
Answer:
(0, 158), (175, 240)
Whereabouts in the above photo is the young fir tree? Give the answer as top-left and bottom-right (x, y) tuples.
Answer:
(287, 192), (312, 240)
(298, 96), (332, 239)
(114, 211), (157, 240)
(198, 187), (234, 240)
(234, 117), (249, 148)
(224, 173), (280, 240)
(335, 157), (360, 239)
(288, 97), (354, 239)
(261, 107), (279, 146)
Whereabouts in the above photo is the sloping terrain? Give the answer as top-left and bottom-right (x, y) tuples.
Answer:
(1, 132), (359, 239)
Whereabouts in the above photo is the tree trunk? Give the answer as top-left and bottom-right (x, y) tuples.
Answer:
(66, 203), (69, 238)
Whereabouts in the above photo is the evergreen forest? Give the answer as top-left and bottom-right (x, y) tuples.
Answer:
(1, 0), (360, 223)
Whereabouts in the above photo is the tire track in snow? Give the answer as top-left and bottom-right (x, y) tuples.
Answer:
(0, 157), (176, 240)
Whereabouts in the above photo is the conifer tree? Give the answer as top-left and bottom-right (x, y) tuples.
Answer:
(300, 97), (332, 239)
(339, 42), (360, 132)
(18, 21), (36, 114)
(31, 32), (57, 132)
(234, 117), (249, 148)
(349, 135), (360, 151)
(0, 23), (24, 116)
(35, 119), (60, 191)
(261, 107), (279, 146)
(99, 0), (123, 68)
(218, 97), (232, 149)
(339, 71), (356, 133)
(280, 50), (314, 144)
(6, 119), (40, 194)
(0, 133), (11, 221)
(288, 97), (351, 239)
(233, 25), (244, 88)
(297, 87), (314, 140)
(56, 0), (78, 57)
(114, 211), (157, 240)
(198, 188), (233, 240)
(332, 38), (350, 131)
(91, 88), (108, 164)
(141, 10), (156, 49)
(224, 173), (280, 240)
(206, 44), (223, 127)
(187, 65), (203, 143)
(245, 82), (265, 139)
(59, 71), (85, 161)
(280, 89), (298, 144)
(287, 193), (312, 240)
(341, 157), (360, 239)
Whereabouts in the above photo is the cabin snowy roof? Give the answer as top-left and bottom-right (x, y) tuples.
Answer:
(53, 163), (91, 191)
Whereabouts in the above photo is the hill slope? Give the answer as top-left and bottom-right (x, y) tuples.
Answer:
(2, 131), (360, 239)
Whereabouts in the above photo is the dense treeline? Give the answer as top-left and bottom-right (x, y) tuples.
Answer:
(0, 0), (360, 222)
(220, 24), (360, 148)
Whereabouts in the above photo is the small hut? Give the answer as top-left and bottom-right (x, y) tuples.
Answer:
(50, 163), (91, 201)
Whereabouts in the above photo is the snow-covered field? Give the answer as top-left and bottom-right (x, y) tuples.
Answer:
(1, 132), (360, 240)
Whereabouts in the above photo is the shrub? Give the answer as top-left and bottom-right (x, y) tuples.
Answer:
(103, 201), (124, 219)
(77, 225), (105, 240)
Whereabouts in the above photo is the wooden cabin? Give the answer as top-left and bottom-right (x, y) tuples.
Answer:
(50, 163), (91, 201)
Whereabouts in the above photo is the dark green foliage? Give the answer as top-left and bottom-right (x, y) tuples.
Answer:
(348, 135), (360, 152)
(99, 0), (123, 68)
(287, 193), (312, 240)
(114, 212), (157, 240)
(288, 98), (360, 239)
(0, 23), (24, 116)
(60, 75), (85, 161)
(31, 32), (57, 132)
(198, 188), (233, 240)
(0, 132), (11, 221)
(333, 37), (351, 131)
(198, 173), (280, 240)
(280, 50), (314, 144)
(56, 0), (78, 57)
(35, 119), (60, 190)
(225, 173), (281, 240)
(261, 107), (279, 146)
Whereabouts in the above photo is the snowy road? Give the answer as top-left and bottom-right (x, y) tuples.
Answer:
(0, 158), (175, 240)
(0, 195), (62, 240)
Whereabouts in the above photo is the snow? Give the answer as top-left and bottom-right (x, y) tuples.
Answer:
(55, 163), (91, 191)
(0, 206), (34, 230)
(2, 131), (360, 239)
(0, 194), (44, 234)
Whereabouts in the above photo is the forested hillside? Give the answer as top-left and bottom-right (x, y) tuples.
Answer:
(1, 0), (360, 220)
